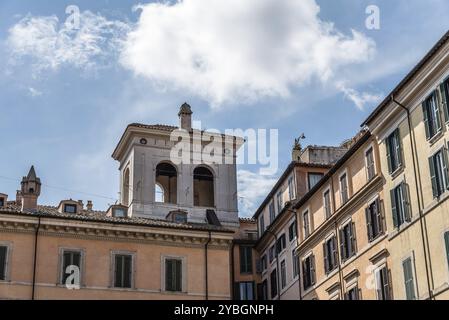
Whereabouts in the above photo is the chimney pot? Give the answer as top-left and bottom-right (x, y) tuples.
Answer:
(178, 103), (193, 131)
(87, 200), (93, 211)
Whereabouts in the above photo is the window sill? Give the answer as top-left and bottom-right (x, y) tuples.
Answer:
(390, 165), (404, 180)
(427, 130), (444, 146)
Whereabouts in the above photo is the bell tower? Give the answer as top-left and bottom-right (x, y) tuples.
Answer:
(20, 166), (41, 211)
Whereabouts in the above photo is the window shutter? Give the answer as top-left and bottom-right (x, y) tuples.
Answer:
(395, 130), (403, 167)
(166, 259), (173, 291)
(350, 222), (357, 256)
(401, 183), (411, 222)
(365, 207), (373, 241)
(403, 258), (415, 300)
(332, 237), (338, 267)
(375, 270), (382, 300)
(386, 138), (393, 173)
(443, 146), (449, 190)
(0, 246), (7, 280)
(114, 256), (122, 287)
(444, 232), (449, 270)
(390, 189), (398, 228)
(323, 242), (329, 274)
(382, 267), (391, 300)
(310, 255), (316, 285)
(375, 198), (383, 234)
(175, 259), (182, 292)
(339, 229), (346, 261)
(441, 82), (449, 122)
(433, 91), (442, 132)
(233, 282), (241, 300)
(429, 156), (438, 198)
(124, 255), (132, 288)
(422, 101), (430, 140)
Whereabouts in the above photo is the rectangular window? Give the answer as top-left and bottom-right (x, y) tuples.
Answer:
(391, 182), (411, 228)
(429, 148), (449, 198)
(422, 91), (442, 140)
(386, 129), (403, 174)
(280, 260), (287, 289)
(323, 190), (332, 219)
(366, 147), (376, 180)
(261, 255), (267, 271)
(445, 232), (449, 272)
(61, 250), (81, 285)
(114, 254), (132, 288)
(339, 222), (356, 261)
(276, 192), (283, 213)
(345, 286), (359, 300)
(340, 173), (349, 204)
(292, 250), (299, 278)
(259, 216), (265, 236)
(0, 246), (7, 281)
(276, 234), (286, 254)
(269, 202), (275, 223)
(261, 280), (268, 300)
(302, 254), (316, 290)
(366, 198), (383, 241)
(308, 173), (324, 190)
(270, 269), (278, 299)
(440, 78), (449, 122)
(402, 257), (416, 300)
(165, 258), (182, 292)
(0, 197), (4, 207)
(240, 246), (253, 274)
(375, 266), (391, 300)
(288, 176), (296, 200)
(323, 236), (338, 274)
(64, 204), (77, 214)
(238, 282), (254, 300)
(288, 221), (297, 242)
(303, 211), (310, 238)
(269, 245), (275, 263)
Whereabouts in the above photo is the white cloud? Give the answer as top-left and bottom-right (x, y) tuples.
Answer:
(237, 170), (278, 217)
(337, 82), (383, 110)
(7, 11), (130, 73)
(121, 0), (376, 107)
(28, 87), (42, 97)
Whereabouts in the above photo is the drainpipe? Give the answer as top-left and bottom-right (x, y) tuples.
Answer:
(32, 216), (41, 300)
(266, 230), (281, 300)
(391, 96), (434, 299)
(287, 208), (302, 300)
(230, 241), (236, 300)
(205, 231), (212, 300)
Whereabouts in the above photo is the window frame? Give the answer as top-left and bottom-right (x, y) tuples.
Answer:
(302, 253), (316, 291)
(302, 209), (310, 239)
(422, 90), (442, 141)
(63, 203), (77, 214)
(339, 171), (349, 205)
(270, 268), (278, 299)
(402, 254), (417, 300)
(375, 264), (392, 300)
(323, 234), (338, 274)
(292, 250), (299, 279)
(386, 128), (403, 174)
(339, 219), (357, 262)
(323, 187), (332, 219)
(111, 250), (136, 289)
(308, 172), (324, 191)
(391, 181), (411, 229)
(239, 246), (253, 274)
(280, 259), (287, 289)
(365, 196), (383, 241)
(288, 175), (296, 201)
(365, 145), (376, 181)
(269, 202), (275, 223)
(59, 247), (84, 287)
(288, 220), (297, 242)
(429, 146), (449, 198)
(161, 255), (187, 293)
(0, 242), (12, 282)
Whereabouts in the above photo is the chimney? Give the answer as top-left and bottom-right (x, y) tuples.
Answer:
(20, 165), (41, 212)
(292, 139), (302, 162)
(178, 102), (193, 131)
(78, 200), (84, 209)
(86, 200), (93, 211)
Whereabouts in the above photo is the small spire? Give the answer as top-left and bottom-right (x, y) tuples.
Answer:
(178, 102), (193, 116)
(27, 165), (37, 180)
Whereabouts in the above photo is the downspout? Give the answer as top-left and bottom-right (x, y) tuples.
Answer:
(391, 96), (434, 299)
(266, 230), (281, 300)
(230, 241), (236, 300)
(32, 216), (41, 300)
(205, 231), (212, 300)
(287, 208), (302, 300)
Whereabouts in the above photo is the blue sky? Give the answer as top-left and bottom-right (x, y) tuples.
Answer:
(0, 0), (448, 216)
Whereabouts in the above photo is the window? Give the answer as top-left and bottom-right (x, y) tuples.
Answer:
(340, 173), (349, 204)
(391, 182), (411, 228)
(259, 216), (265, 236)
(269, 245), (275, 263)
(323, 190), (332, 219)
(261, 255), (267, 272)
(288, 221), (297, 242)
(193, 167), (214, 207)
(64, 204), (77, 214)
(155, 184), (165, 202)
(0, 246), (7, 281)
(292, 250), (299, 278)
(238, 282), (254, 300)
(323, 236), (338, 274)
(165, 258), (182, 292)
(303, 211), (310, 238)
(345, 286), (359, 300)
(422, 91), (442, 140)
(280, 260), (287, 289)
(270, 269), (278, 299)
(173, 212), (187, 223)
(308, 173), (324, 190)
(122, 167), (130, 206)
(403, 257), (416, 300)
(339, 222), (356, 261)
(276, 234), (286, 254)
(113, 208), (127, 218)
(114, 254), (133, 288)
(429, 148), (449, 198)
(240, 246), (253, 274)
(375, 266), (391, 300)
(276, 191), (283, 213)
(302, 254), (316, 290)
(366, 147), (376, 180)
(440, 78), (449, 122)
(386, 129), (403, 174)
(260, 280), (268, 300)
(269, 202), (275, 223)
(288, 176), (296, 200)
(156, 163), (178, 204)
(61, 250), (81, 285)
(0, 197), (4, 207)
(444, 232), (449, 272)
(366, 198), (383, 241)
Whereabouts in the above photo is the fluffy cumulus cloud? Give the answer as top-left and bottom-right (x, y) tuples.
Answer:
(7, 11), (130, 73)
(336, 82), (383, 110)
(121, 0), (377, 106)
(237, 170), (278, 217)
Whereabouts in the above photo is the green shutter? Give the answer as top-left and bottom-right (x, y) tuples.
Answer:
(339, 229), (346, 261)
(350, 222), (357, 256)
(444, 232), (449, 270)
(310, 255), (316, 284)
(386, 137), (393, 173)
(114, 256), (122, 287)
(323, 242), (329, 274)
(433, 92), (442, 133)
(375, 198), (383, 234)
(422, 101), (430, 140)
(365, 207), (373, 241)
(391, 189), (398, 228)
(441, 82), (449, 122)
(429, 156), (438, 198)
(401, 183), (411, 222)
(403, 258), (415, 300)
(395, 130), (403, 167)
(124, 255), (132, 288)
(442, 147), (449, 190)
(0, 246), (7, 281)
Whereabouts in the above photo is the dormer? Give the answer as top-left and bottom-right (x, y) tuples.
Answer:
(107, 204), (128, 218)
(0, 193), (7, 208)
(166, 210), (188, 223)
(58, 200), (82, 214)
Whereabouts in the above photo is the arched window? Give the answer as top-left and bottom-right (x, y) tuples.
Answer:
(123, 168), (130, 206)
(193, 167), (215, 207)
(156, 163), (177, 204)
(155, 183), (165, 203)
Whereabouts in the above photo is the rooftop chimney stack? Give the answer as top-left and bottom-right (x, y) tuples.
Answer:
(87, 200), (93, 211)
(178, 102), (193, 131)
(20, 165), (41, 212)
